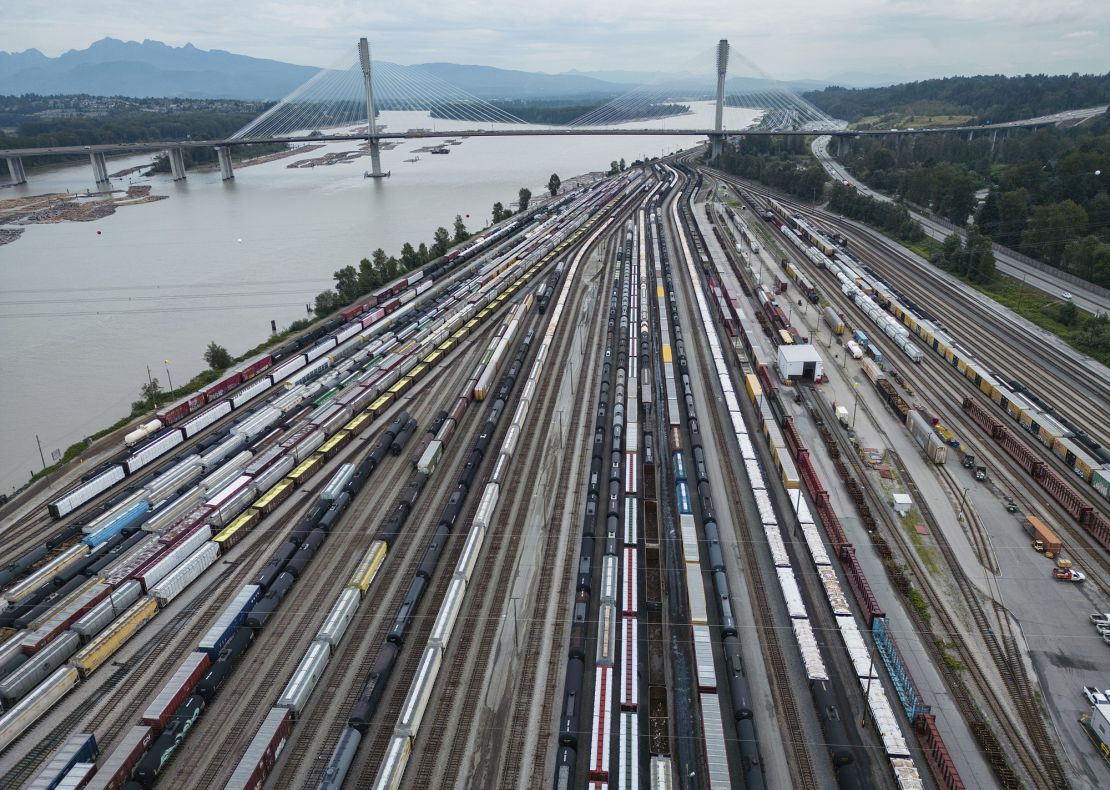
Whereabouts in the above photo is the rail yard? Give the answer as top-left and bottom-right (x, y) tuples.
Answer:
(2, 146), (1109, 790)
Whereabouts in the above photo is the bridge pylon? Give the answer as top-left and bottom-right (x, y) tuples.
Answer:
(359, 38), (389, 179)
(710, 39), (729, 161)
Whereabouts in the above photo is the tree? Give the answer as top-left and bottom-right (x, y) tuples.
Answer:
(963, 227), (997, 283)
(1022, 200), (1088, 266)
(417, 242), (430, 263)
(333, 265), (360, 303)
(619, 158), (626, 171)
(314, 290), (342, 317)
(140, 378), (162, 407)
(358, 257), (381, 292)
(204, 342), (232, 370)
(609, 160), (620, 175)
(976, 190), (1001, 237)
(453, 214), (469, 244)
(400, 242), (419, 270)
(492, 201), (506, 224)
(548, 173), (561, 197)
(518, 187), (531, 212)
(1057, 300), (1079, 326)
(432, 226), (451, 257)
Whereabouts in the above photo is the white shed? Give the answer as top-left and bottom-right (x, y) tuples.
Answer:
(776, 344), (824, 382)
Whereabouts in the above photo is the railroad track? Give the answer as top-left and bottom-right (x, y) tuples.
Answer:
(891, 449), (1067, 789)
(405, 228), (620, 790)
(666, 191), (821, 790)
(935, 464), (1001, 575)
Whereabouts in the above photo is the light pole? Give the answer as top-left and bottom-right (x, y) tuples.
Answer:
(861, 643), (877, 727)
(164, 359), (174, 396)
(851, 381), (860, 429)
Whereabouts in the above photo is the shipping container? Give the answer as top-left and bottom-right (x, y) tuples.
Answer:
(700, 692), (731, 789)
(375, 734), (412, 790)
(141, 651), (210, 728)
(224, 707), (294, 790)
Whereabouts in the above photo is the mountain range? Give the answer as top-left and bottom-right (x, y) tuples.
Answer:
(0, 38), (852, 101)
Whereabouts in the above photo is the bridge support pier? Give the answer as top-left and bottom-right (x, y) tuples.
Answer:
(216, 146), (234, 181)
(90, 151), (110, 188)
(166, 148), (187, 181)
(359, 38), (389, 179)
(709, 38), (729, 162)
(6, 156), (27, 185)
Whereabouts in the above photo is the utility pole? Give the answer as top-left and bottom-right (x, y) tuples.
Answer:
(164, 360), (174, 396)
(36, 434), (47, 471)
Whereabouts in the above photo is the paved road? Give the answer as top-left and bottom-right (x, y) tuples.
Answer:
(811, 135), (1110, 316)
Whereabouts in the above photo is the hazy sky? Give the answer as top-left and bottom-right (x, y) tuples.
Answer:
(4, 0), (1108, 81)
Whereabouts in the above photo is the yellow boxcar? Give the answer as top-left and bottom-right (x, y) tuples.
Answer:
(477, 307), (492, 320)
(662, 344), (672, 363)
(438, 338), (456, 354)
(978, 377), (993, 396)
(408, 363), (428, 383)
(942, 347), (955, 364)
(464, 319), (479, 332)
(1006, 401), (1025, 421)
(319, 432), (351, 461)
(255, 480), (294, 514)
(956, 359), (969, 375)
(73, 596), (158, 678)
(368, 393), (394, 417)
(213, 509), (262, 551)
(344, 411), (371, 435)
(422, 350), (442, 367)
(1019, 410), (1035, 430)
(388, 378), (411, 399)
(744, 373), (762, 404)
(347, 540), (388, 595)
(287, 454), (323, 487)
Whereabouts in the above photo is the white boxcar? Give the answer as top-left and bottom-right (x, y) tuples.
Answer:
(251, 455), (296, 496)
(700, 692), (731, 789)
(398, 645), (442, 734)
(429, 577), (465, 650)
(198, 435), (245, 471)
(686, 567), (708, 625)
(775, 567), (807, 619)
(692, 624), (716, 692)
(596, 603), (617, 667)
(267, 355), (307, 385)
(137, 527), (211, 592)
(0, 631), (79, 705)
(860, 680), (911, 758)
(373, 734), (412, 790)
(622, 548), (638, 616)
(180, 401), (232, 438)
(5, 545), (90, 604)
(650, 756), (673, 790)
(145, 460), (204, 502)
(600, 555), (619, 605)
(589, 667), (613, 781)
(623, 498), (638, 546)
(679, 514), (699, 563)
(316, 588), (360, 648)
(472, 483), (499, 531)
(454, 524), (485, 584)
(198, 452), (253, 493)
(124, 430), (184, 475)
(277, 640), (331, 715)
(620, 617), (639, 710)
(49, 465), (126, 519)
(618, 712), (639, 790)
(150, 542), (219, 606)
(292, 429), (326, 463)
(231, 376), (273, 409)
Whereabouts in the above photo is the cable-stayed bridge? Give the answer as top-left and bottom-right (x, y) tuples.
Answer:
(2, 38), (1103, 188)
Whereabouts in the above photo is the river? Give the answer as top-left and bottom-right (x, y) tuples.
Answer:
(0, 101), (758, 496)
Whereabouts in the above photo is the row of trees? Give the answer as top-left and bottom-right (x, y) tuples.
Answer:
(833, 109), (1110, 286)
(717, 143), (829, 204)
(932, 230), (997, 284)
(804, 73), (1110, 125)
(827, 183), (925, 243)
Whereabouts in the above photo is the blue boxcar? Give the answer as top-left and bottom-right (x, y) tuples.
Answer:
(83, 500), (150, 548)
(673, 453), (687, 482)
(197, 584), (263, 659)
(25, 732), (98, 790)
(676, 481), (692, 514)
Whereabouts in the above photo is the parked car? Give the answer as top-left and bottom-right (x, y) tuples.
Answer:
(1090, 612), (1110, 625)
(1083, 686), (1109, 706)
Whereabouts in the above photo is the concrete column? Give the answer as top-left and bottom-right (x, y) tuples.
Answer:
(6, 156), (27, 185)
(166, 148), (187, 181)
(710, 38), (729, 161)
(216, 146), (234, 181)
(90, 151), (110, 187)
(990, 129), (998, 157)
(359, 38), (388, 178)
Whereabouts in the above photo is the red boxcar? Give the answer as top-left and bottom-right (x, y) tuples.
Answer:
(204, 372), (244, 403)
(225, 707), (293, 790)
(85, 725), (155, 790)
(239, 354), (273, 382)
(142, 651), (211, 729)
